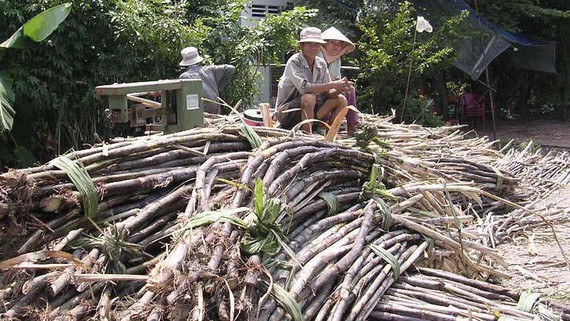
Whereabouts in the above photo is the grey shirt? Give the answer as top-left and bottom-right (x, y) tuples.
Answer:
(275, 52), (331, 108)
(180, 64), (235, 114)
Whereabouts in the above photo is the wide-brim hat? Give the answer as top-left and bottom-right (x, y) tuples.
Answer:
(322, 27), (355, 53)
(179, 46), (204, 66)
(297, 27), (327, 45)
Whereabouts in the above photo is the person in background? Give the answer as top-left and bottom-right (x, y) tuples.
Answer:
(179, 46), (235, 114)
(321, 26), (360, 135)
(274, 27), (349, 134)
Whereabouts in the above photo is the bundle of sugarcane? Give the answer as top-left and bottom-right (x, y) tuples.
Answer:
(0, 114), (567, 320)
(370, 267), (566, 321)
(495, 140), (570, 201)
(0, 124), (378, 319)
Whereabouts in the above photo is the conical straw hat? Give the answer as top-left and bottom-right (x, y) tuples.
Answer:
(321, 27), (355, 53)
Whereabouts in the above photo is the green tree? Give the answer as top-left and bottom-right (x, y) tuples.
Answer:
(0, 0), (315, 169)
(356, 1), (466, 125)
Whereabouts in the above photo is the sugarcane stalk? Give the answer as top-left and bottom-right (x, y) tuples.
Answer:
(288, 190), (361, 228)
(304, 281), (335, 321)
(208, 222), (234, 270)
(367, 310), (427, 321)
(287, 203), (364, 241)
(50, 248), (100, 297)
(374, 302), (459, 321)
(97, 284), (113, 321)
(378, 296), (497, 321)
(263, 145), (320, 184)
(127, 211), (178, 244)
(308, 201), (375, 296)
(118, 289), (155, 321)
(341, 244), (406, 321)
(356, 241), (428, 321)
(117, 184), (193, 233)
(399, 274), (515, 302)
(47, 282), (105, 319)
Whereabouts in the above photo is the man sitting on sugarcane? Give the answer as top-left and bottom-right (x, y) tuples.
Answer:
(274, 27), (350, 134)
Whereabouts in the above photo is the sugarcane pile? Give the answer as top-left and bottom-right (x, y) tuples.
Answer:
(1, 114), (569, 321)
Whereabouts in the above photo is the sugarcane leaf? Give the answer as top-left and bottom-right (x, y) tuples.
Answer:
(517, 291), (540, 312)
(240, 122), (262, 148)
(224, 279), (236, 321)
(369, 244), (401, 281)
(369, 163), (379, 189)
(288, 119), (329, 137)
(0, 27), (26, 49)
(317, 191), (339, 215)
(442, 183), (463, 230)
(216, 97), (262, 148)
(266, 198), (285, 222)
(0, 250), (88, 269)
(407, 208), (440, 218)
(490, 165), (504, 193)
(0, 72), (15, 133)
(270, 229), (302, 268)
(259, 280), (304, 321)
(244, 234), (281, 256)
(373, 196), (394, 230)
(216, 178), (251, 192)
(372, 137), (393, 150)
(254, 178), (264, 220)
(460, 190), (483, 206)
(184, 208), (250, 230)
(49, 156), (99, 222)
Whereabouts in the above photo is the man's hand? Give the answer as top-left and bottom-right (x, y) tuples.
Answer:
(328, 78), (350, 97)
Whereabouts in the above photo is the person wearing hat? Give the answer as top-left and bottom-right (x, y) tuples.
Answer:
(179, 46), (235, 114)
(320, 27), (360, 135)
(274, 27), (350, 134)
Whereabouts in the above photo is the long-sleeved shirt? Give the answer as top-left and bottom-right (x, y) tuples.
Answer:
(275, 52), (331, 108)
(179, 64), (235, 114)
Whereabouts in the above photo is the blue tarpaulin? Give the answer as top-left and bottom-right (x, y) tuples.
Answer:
(448, 0), (556, 79)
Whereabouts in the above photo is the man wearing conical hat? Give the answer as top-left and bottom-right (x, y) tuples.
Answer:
(179, 47), (235, 114)
(274, 27), (350, 134)
(320, 27), (360, 135)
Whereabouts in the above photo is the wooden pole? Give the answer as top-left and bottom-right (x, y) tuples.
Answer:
(474, 0), (498, 142)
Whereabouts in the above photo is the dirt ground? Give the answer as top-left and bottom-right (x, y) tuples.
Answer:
(474, 119), (570, 307)
(474, 118), (570, 150)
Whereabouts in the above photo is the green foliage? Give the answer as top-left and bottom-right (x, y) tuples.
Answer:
(296, 0), (362, 38)
(405, 97), (445, 127)
(356, 2), (466, 120)
(199, 4), (316, 108)
(0, 2), (71, 135)
(49, 155), (99, 223)
(0, 0), (314, 169)
(106, 0), (201, 81)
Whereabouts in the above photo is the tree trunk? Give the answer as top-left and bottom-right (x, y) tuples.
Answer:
(559, 19), (570, 120)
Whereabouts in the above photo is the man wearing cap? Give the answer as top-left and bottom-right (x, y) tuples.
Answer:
(274, 27), (349, 134)
(179, 46), (236, 114)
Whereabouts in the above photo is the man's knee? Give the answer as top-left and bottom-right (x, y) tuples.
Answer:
(300, 94), (317, 108)
(331, 95), (348, 107)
